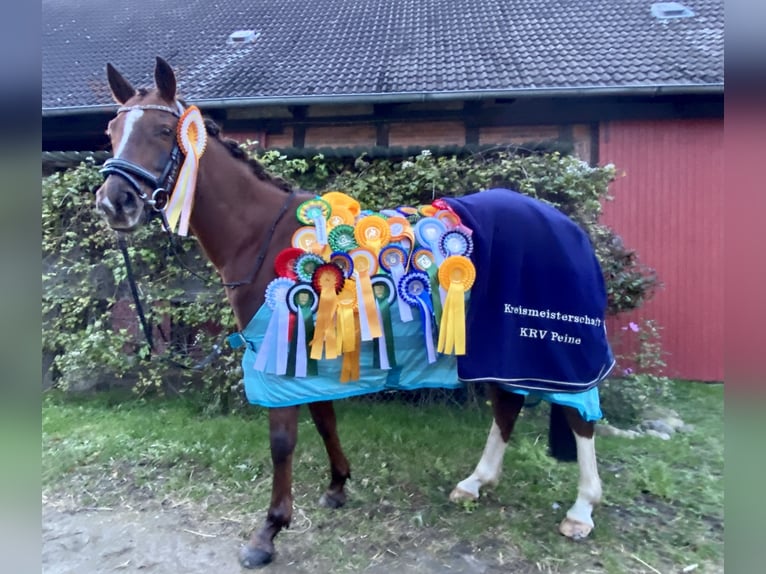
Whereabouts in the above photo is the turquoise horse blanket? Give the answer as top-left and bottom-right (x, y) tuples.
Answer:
(238, 303), (604, 421)
(232, 187), (614, 422)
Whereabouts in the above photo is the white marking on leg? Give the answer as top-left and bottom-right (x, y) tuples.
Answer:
(114, 109), (144, 158)
(451, 421), (507, 501)
(565, 433), (602, 528)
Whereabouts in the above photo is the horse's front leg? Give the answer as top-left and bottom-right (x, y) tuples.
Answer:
(239, 406), (299, 569)
(558, 406), (602, 540)
(308, 400), (351, 509)
(450, 385), (525, 502)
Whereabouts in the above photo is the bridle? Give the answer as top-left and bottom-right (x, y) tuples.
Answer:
(97, 99), (297, 364)
(99, 103), (184, 212)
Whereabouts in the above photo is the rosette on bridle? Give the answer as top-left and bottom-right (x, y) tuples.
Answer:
(164, 105), (207, 236)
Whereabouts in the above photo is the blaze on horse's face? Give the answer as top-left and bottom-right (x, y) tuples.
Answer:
(94, 57), (180, 231)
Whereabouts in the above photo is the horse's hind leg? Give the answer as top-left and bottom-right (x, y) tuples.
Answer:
(308, 400), (351, 509)
(239, 406), (299, 569)
(557, 406), (602, 540)
(449, 385), (524, 502)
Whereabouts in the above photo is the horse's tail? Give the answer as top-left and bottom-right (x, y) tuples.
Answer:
(548, 402), (578, 462)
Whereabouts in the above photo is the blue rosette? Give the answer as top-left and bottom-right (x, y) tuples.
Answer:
(329, 251), (355, 279)
(438, 229), (474, 258)
(397, 271), (438, 363)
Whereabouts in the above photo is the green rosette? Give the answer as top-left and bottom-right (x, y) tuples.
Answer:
(327, 224), (358, 253)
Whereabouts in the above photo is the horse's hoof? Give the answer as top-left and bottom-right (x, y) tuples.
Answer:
(558, 517), (593, 540)
(238, 544), (274, 569)
(449, 487), (478, 503)
(319, 491), (346, 509)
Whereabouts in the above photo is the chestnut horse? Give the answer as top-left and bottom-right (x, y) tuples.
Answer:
(94, 57), (608, 568)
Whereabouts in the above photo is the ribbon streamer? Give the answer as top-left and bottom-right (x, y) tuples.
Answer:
(373, 297), (396, 369)
(164, 106), (207, 236)
(416, 295), (437, 363)
(254, 301), (291, 374)
(355, 270), (382, 341)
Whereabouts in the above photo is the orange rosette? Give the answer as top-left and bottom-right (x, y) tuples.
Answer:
(309, 263), (344, 361)
(322, 191), (361, 217)
(436, 256), (476, 356)
(327, 205), (356, 229)
(354, 216), (391, 255)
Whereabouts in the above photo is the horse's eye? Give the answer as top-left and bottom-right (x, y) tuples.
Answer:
(160, 126), (174, 137)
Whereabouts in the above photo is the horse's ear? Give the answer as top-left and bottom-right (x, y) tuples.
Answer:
(106, 63), (136, 104)
(154, 56), (177, 102)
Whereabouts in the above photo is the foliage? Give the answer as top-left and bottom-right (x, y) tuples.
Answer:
(599, 319), (675, 426)
(42, 146), (658, 405)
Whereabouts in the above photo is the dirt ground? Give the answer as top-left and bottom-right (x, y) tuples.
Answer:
(42, 497), (531, 574)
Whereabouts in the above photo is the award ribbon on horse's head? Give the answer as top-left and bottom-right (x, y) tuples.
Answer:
(164, 106), (207, 236)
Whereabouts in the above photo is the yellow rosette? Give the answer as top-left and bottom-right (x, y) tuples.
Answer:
(354, 216), (391, 256)
(322, 191), (361, 218)
(164, 106), (207, 236)
(349, 248), (382, 340)
(437, 256), (475, 355)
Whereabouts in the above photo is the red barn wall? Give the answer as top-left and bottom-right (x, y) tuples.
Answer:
(599, 119), (724, 381)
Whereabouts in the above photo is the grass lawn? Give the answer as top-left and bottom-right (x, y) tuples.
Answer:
(42, 380), (723, 573)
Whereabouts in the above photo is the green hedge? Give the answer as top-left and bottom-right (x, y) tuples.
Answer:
(42, 146), (657, 407)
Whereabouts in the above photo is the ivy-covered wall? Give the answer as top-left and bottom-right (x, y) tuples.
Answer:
(42, 146), (657, 404)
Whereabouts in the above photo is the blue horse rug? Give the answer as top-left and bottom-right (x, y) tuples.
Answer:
(444, 188), (615, 393)
(234, 188), (614, 422)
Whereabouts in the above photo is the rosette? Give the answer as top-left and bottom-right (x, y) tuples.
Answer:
(294, 252), (326, 282)
(327, 224), (358, 253)
(436, 256), (476, 356)
(274, 247), (305, 280)
(435, 209), (461, 230)
(309, 263), (345, 361)
(370, 274), (397, 369)
(411, 247), (443, 324)
(349, 247), (382, 341)
(291, 226), (319, 252)
(296, 198), (332, 246)
(253, 277), (295, 375)
(378, 245), (413, 323)
(354, 216), (391, 254)
(397, 271), (437, 363)
(438, 229), (474, 258)
(164, 105), (207, 236)
(322, 191), (361, 217)
(327, 205), (355, 228)
(418, 204), (437, 218)
(286, 282), (318, 377)
(329, 251), (354, 279)
(396, 206), (419, 218)
(414, 217), (448, 264)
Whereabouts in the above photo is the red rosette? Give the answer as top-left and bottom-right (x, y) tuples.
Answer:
(274, 247), (305, 279)
(312, 263), (345, 295)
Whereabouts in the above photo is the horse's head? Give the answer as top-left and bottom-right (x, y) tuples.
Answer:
(94, 57), (183, 231)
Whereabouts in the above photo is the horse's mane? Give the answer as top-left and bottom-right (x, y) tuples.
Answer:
(203, 118), (295, 194)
